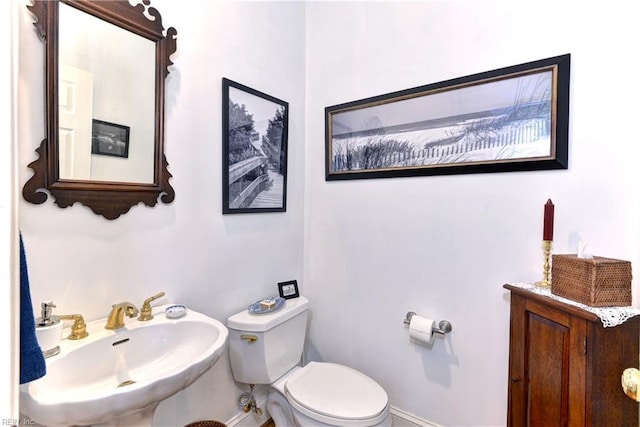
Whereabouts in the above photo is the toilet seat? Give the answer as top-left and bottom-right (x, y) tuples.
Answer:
(284, 361), (389, 426)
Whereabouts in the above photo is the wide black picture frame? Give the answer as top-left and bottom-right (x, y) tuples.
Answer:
(91, 119), (130, 158)
(222, 78), (289, 214)
(325, 54), (570, 181)
(278, 280), (299, 300)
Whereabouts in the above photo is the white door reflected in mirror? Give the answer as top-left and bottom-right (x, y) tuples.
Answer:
(58, 64), (93, 180)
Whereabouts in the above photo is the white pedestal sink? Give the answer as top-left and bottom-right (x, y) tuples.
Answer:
(20, 305), (228, 427)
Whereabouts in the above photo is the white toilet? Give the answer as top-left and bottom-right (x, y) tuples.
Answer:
(227, 296), (392, 427)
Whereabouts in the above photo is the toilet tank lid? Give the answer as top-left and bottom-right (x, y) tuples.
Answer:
(227, 295), (309, 332)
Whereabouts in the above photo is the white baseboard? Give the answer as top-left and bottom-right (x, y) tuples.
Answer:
(391, 406), (443, 427)
(225, 396), (270, 427)
(225, 400), (440, 427)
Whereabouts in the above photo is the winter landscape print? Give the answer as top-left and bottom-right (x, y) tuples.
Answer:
(325, 55), (570, 180)
(223, 79), (288, 213)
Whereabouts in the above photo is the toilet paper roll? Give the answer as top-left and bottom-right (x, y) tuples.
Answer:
(409, 315), (435, 345)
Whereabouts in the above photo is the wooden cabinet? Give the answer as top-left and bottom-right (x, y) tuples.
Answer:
(504, 284), (639, 427)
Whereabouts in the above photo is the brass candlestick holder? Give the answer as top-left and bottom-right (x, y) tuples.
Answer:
(536, 240), (552, 288)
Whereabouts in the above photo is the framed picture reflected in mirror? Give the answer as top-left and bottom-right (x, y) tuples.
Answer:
(91, 119), (130, 158)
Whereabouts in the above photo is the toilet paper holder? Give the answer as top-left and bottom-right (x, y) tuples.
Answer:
(403, 311), (452, 336)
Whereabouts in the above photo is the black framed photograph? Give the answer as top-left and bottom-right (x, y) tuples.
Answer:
(222, 78), (289, 214)
(325, 54), (570, 181)
(91, 119), (130, 158)
(278, 280), (299, 300)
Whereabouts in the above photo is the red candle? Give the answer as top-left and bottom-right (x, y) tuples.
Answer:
(543, 199), (554, 241)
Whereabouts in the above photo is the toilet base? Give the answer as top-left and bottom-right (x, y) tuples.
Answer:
(266, 389), (296, 426)
(290, 403), (392, 427)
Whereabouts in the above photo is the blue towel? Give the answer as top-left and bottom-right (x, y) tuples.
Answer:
(19, 233), (46, 384)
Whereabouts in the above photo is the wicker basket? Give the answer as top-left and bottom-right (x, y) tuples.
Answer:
(551, 254), (632, 307)
(184, 421), (227, 427)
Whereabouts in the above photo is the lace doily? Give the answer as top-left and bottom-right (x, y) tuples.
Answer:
(509, 283), (640, 328)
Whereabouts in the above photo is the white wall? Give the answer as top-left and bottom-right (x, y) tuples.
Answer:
(304, 2), (640, 426)
(18, 0), (305, 425)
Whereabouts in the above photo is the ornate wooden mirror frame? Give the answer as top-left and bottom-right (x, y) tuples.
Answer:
(23, 0), (177, 220)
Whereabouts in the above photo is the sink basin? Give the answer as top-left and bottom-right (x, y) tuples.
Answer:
(20, 305), (228, 427)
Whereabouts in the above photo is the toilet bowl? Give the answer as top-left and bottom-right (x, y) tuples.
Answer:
(226, 296), (391, 427)
(268, 362), (392, 427)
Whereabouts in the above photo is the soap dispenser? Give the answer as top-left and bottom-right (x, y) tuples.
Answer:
(35, 300), (63, 358)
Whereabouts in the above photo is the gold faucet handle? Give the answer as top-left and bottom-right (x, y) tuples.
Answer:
(124, 304), (138, 318)
(138, 291), (165, 321)
(58, 314), (89, 340)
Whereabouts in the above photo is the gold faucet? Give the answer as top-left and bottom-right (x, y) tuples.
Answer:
(105, 302), (139, 330)
(138, 291), (165, 321)
(58, 314), (89, 340)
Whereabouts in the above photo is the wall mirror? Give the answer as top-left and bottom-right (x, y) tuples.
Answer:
(23, 0), (177, 220)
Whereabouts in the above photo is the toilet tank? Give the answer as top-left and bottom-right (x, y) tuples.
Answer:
(227, 296), (309, 384)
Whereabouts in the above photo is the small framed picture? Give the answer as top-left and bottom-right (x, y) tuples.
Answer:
(91, 119), (130, 158)
(278, 280), (299, 300)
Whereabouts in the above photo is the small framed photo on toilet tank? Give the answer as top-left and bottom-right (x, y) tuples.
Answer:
(278, 280), (299, 299)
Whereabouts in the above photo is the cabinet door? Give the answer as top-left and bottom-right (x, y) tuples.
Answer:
(526, 312), (570, 425)
(508, 294), (587, 427)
